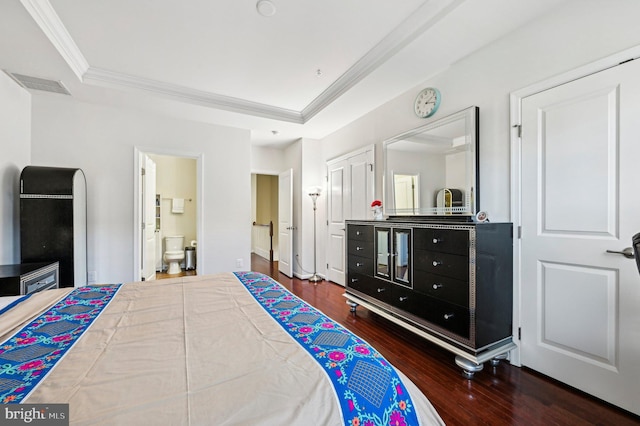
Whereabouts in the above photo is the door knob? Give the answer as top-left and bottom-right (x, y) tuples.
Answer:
(605, 247), (635, 259)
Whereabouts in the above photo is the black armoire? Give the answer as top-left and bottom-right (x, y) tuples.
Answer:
(20, 166), (87, 288)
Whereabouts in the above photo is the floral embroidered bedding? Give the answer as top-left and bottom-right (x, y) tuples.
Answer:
(0, 272), (443, 425)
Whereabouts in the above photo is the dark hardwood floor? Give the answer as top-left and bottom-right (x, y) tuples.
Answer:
(251, 254), (639, 426)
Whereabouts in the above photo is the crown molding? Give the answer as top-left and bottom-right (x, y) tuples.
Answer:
(302, 0), (464, 122)
(22, 0), (461, 124)
(83, 67), (304, 123)
(20, 0), (89, 80)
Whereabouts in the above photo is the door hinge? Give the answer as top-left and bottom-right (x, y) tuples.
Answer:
(369, 163), (373, 172)
(513, 124), (522, 138)
(517, 226), (522, 239)
(141, 168), (146, 176)
(518, 327), (521, 340)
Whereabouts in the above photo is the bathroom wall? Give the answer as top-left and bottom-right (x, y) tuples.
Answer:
(148, 154), (198, 253)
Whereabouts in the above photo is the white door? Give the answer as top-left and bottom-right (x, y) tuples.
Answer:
(278, 169), (293, 277)
(520, 58), (640, 415)
(326, 148), (374, 285)
(142, 155), (157, 281)
(327, 159), (347, 284)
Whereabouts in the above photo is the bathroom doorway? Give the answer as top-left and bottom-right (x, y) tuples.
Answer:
(134, 148), (202, 281)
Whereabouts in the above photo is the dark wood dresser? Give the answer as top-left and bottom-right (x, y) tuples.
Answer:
(345, 220), (514, 377)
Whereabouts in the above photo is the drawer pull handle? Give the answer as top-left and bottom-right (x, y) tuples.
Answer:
(356, 262), (363, 267)
(351, 278), (359, 283)
(377, 288), (386, 293)
(356, 246), (363, 251)
(432, 260), (442, 267)
(432, 238), (441, 244)
(432, 283), (443, 290)
(398, 296), (408, 302)
(444, 313), (454, 320)
(356, 231), (361, 236)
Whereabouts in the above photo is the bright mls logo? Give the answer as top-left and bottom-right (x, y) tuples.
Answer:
(2, 404), (68, 425)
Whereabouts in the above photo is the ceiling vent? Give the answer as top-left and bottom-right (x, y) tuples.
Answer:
(4, 71), (71, 95)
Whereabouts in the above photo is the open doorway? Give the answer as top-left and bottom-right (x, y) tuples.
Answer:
(251, 173), (279, 265)
(134, 148), (202, 281)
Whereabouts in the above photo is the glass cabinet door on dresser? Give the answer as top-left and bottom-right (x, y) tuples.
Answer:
(375, 227), (412, 285)
(375, 228), (390, 279)
(393, 228), (411, 285)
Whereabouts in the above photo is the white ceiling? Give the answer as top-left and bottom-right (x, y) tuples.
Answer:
(0, 0), (568, 147)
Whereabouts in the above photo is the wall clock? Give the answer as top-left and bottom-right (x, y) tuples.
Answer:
(414, 87), (441, 118)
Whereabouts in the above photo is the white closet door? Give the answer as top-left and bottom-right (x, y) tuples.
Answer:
(326, 147), (374, 286)
(278, 169), (293, 277)
(520, 58), (640, 415)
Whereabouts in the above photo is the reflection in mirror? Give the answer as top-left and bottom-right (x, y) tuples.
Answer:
(393, 173), (420, 215)
(394, 230), (410, 283)
(376, 229), (390, 277)
(383, 106), (479, 217)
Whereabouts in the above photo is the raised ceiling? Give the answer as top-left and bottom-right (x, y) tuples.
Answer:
(0, 0), (568, 147)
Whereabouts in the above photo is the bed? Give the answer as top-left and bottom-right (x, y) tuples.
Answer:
(0, 272), (444, 425)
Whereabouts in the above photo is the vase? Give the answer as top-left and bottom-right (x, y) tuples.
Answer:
(373, 206), (383, 220)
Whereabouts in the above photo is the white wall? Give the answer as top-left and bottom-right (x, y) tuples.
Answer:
(251, 145), (287, 175)
(30, 94), (251, 283)
(0, 72), (31, 264)
(307, 0), (640, 279)
(300, 138), (324, 278)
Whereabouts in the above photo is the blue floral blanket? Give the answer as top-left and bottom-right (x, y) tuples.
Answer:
(0, 285), (121, 404)
(235, 271), (420, 426)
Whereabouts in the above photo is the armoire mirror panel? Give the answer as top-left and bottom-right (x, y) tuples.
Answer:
(383, 106), (479, 218)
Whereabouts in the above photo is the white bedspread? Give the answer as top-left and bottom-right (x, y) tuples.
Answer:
(1, 273), (444, 425)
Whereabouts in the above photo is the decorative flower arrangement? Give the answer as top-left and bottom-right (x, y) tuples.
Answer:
(371, 200), (383, 220)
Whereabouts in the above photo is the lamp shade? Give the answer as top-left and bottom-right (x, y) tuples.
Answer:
(307, 186), (322, 198)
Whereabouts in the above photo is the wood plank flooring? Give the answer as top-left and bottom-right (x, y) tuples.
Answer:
(251, 254), (639, 426)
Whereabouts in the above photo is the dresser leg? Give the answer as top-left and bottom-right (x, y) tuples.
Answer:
(490, 352), (508, 367)
(346, 300), (358, 313)
(455, 356), (484, 379)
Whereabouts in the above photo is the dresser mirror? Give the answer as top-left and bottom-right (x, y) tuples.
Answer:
(383, 106), (479, 218)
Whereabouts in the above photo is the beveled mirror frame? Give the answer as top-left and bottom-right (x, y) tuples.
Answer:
(383, 106), (479, 219)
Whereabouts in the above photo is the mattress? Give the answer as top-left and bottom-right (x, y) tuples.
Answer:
(0, 272), (444, 425)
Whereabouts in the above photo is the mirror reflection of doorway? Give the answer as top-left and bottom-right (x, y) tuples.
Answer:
(393, 173), (420, 215)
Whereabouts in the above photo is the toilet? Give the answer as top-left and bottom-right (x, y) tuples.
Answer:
(164, 235), (185, 274)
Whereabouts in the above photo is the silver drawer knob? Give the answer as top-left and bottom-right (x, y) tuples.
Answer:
(351, 278), (358, 283)
(377, 288), (386, 293)
(444, 313), (454, 320)
(356, 246), (363, 251)
(356, 262), (363, 267)
(398, 296), (408, 302)
(432, 260), (442, 267)
(432, 238), (441, 244)
(432, 283), (443, 290)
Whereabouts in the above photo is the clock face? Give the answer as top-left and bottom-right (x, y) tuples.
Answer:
(414, 87), (441, 118)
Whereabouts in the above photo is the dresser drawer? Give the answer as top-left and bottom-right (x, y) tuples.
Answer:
(391, 285), (423, 317)
(347, 273), (393, 304)
(422, 298), (470, 339)
(347, 254), (374, 276)
(414, 228), (468, 255)
(414, 249), (468, 281)
(347, 225), (373, 242)
(348, 240), (374, 257)
(413, 270), (469, 307)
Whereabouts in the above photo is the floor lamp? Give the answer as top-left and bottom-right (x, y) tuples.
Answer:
(308, 187), (323, 283)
